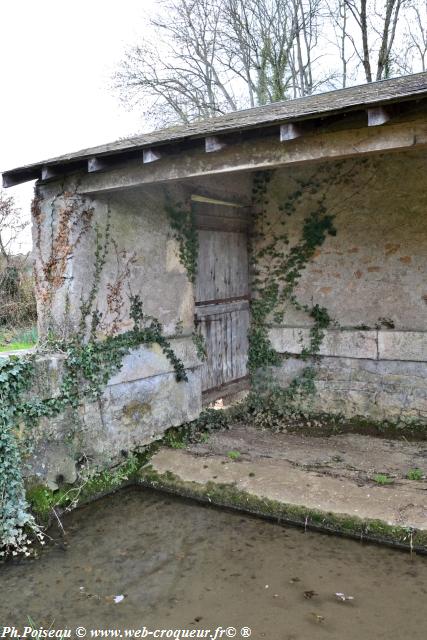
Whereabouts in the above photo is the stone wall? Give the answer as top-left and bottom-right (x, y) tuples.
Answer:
(26, 171), (256, 489)
(27, 178), (204, 488)
(33, 181), (194, 339)
(258, 150), (427, 330)
(23, 340), (201, 490)
(27, 146), (427, 484)
(255, 150), (427, 424)
(271, 352), (427, 424)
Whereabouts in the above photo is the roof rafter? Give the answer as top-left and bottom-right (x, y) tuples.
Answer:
(2, 72), (427, 188)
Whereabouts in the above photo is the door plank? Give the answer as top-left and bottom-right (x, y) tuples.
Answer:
(194, 201), (250, 395)
(195, 230), (248, 303)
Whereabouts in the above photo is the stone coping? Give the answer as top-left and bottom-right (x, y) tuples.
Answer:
(17, 336), (201, 401)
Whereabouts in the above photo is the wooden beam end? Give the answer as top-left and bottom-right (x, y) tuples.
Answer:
(41, 166), (59, 181)
(205, 136), (227, 153)
(280, 123), (304, 142)
(143, 148), (162, 163)
(88, 157), (109, 173)
(2, 174), (17, 188)
(367, 106), (391, 127)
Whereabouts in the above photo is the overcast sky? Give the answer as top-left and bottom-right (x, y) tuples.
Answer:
(1, 0), (154, 251)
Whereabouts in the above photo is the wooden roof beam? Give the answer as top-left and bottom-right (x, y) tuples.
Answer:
(2, 167), (41, 187)
(89, 149), (166, 174)
(41, 161), (88, 182)
(78, 117), (427, 195)
(41, 165), (63, 181)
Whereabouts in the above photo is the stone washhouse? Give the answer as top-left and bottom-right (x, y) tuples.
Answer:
(3, 72), (427, 489)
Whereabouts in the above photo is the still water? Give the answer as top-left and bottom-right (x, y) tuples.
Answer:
(1, 488), (426, 639)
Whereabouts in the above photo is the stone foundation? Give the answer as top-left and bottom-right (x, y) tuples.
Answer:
(267, 326), (427, 423)
(272, 354), (427, 424)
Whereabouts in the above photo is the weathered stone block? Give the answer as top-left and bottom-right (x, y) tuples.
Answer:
(272, 356), (427, 424)
(23, 354), (66, 401)
(26, 442), (79, 491)
(108, 337), (200, 386)
(269, 328), (378, 359)
(22, 348), (202, 487)
(100, 369), (202, 453)
(378, 331), (427, 361)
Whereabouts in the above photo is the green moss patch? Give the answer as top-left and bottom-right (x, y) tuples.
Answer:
(27, 448), (158, 526)
(137, 466), (427, 554)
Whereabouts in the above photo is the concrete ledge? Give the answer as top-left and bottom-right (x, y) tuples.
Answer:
(379, 331), (427, 362)
(0, 347), (34, 358)
(269, 328), (378, 359)
(138, 445), (427, 553)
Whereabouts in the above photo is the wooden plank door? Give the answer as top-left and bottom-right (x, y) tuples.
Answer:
(193, 200), (250, 400)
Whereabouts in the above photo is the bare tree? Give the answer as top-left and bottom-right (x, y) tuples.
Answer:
(0, 190), (28, 264)
(341, 0), (407, 82)
(397, 0), (427, 72)
(326, 0), (357, 88)
(289, 0), (326, 96)
(114, 0), (424, 126)
(220, 0), (301, 105)
(114, 0), (328, 126)
(115, 0), (238, 125)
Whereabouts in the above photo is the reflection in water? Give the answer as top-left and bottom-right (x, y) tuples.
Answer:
(1, 488), (426, 639)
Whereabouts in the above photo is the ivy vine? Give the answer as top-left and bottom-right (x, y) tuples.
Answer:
(0, 356), (42, 557)
(1, 201), (191, 557)
(247, 168), (338, 424)
(249, 170), (336, 369)
(1, 294), (188, 557)
(192, 331), (207, 361)
(165, 196), (198, 283)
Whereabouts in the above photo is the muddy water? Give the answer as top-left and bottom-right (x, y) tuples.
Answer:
(1, 488), (427, 640)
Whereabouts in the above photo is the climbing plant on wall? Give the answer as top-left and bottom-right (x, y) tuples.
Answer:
(164, 192), (207, 357)
(165, 195), (198, 283)
(249, 169), (337, 367)
(0, 196), (189, 557)
(0, 356), (42, 557)
(246, 166), (342, 426)
(0, 294), (188, 557)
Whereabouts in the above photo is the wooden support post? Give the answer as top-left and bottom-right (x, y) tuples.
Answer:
(280, 122), (306, 141)
(367, 106), (391, 126)
(143, 148), (162, 163)
(205, 136), (227, 152)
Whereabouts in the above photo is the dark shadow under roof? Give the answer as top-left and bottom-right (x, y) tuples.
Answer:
(3, 72), (427, 187)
